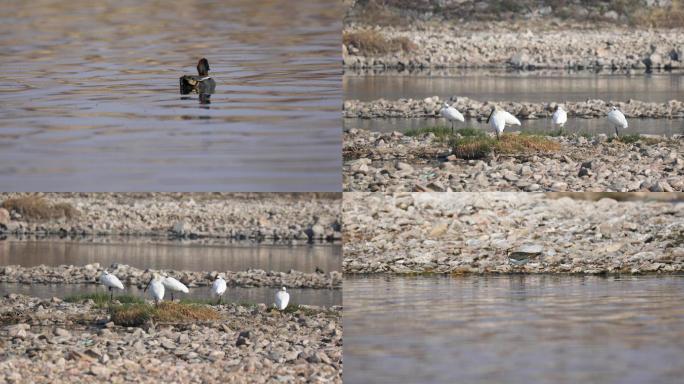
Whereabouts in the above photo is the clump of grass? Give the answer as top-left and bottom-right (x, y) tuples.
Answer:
(343, 30), (416, 56)
(1, 196), (78, 221)
(458, 127), (487, 138)
(451, 134), (560, 159)
(110, 302), (220, 327)
(632, 0), (684, 27)
(607, 134), (663, 145)
(65, 293), (144, 308)
(405, 126), (452, 142)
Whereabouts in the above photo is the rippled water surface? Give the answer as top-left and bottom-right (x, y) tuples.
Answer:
(0, 237), (341, 273)
(345, 70), (684, 103)
(345, 117), (684, 136)
(345, 275), (684, 384)
(0, 0), (341, 191)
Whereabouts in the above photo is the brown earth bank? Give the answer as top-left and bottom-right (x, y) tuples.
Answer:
(343, 128), (684, 192)
(0, 294), (341, 383)
(0, 193), (341, 242)
(342, 192), (684, 273)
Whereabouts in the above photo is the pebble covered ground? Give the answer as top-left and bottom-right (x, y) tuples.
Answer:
(0, 193), (342, 242)
(343, 193), (684, 274)
(344, 128), (684, 192)
(0, 294), (341, 383)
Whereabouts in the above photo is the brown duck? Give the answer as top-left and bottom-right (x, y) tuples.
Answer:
(179, 58), (216, 95)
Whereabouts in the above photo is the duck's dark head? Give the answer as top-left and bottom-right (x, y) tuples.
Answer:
(197, 58), (210, 76)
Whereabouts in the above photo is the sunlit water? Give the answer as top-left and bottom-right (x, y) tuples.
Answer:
(0, 237), (341, 273)
(345, 117), (684, 137)
(0, 0), (341, 191)
(344, 70), (684, 103)
(344, 275), (684, 384)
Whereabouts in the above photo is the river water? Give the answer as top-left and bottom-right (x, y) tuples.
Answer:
(0, 237), (341, 273)
(0, 0), (341, 191)
(344, 275), (684, 384)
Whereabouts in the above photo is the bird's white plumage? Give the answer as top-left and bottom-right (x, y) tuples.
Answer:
(552, 107), (567, 127)
(211, 277), (227, 297)
(162, 275), (189, 293)
(607, 108), (628, 129)
(149, 276), (165, 303)
(440, 103), (465, 123)
(502, 110), (521, 126)
(275, 287), (289, 310)
(100, 271), (124, 290)
(488, 107), (521, 137)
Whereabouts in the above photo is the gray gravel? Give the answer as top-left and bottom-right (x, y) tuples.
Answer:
(0, 193), (341, 242)
(344, 96), (684, 119)
(343, 24), (684, 70)
(343, 193), (684, 274)
(0, 294), (341, 383)
(343, 128), (684, 192)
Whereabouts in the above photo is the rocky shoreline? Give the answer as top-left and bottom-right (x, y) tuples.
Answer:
(343, 128), (684, 192)
(0, 294), (341, 383)
(0, 193), (341, 242)
(343, 193), (684, 274)
(0, 264), (342, 290)
(343, 24), (684, 70)
(344, 96), (684, 120)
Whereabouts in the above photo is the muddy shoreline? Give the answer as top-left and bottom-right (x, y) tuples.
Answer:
(343, 193), (684, 274)
(343, 128), (684, 192)
(0, 294), (341, 383)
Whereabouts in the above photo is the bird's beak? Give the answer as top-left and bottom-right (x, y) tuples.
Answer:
(143, 277), (153, 292)
(486, 108), (494, 124)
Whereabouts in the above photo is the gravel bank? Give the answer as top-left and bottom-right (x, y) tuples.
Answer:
(344, 128), (684, 192)
(0, 294), (341, 383)
(343, 24), (684, 70)
(0, 264), (341, 290)
(343, 193), (684, 274)
(0, 193), (341, 242)
(344, 96), (684, 119)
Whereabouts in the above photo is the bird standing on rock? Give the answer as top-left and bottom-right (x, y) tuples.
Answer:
(275, 287), (290, 311)
(211, 275), (227, 305)
(487, 106), (521, 139)
(144, 274), (165, 306)
(607, 106), (628, 137)
(440, 102), (465, 134)
(552, 105), (567, 133)
(99, 271), (124, 302)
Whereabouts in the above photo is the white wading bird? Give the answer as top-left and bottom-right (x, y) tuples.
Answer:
(144, 274), (165, 306)
(162, 274), (189, 301)
(99, 271), (124, 302)
(275, 287), (290, 311)
(487, 106), (521, 139)
(211, 275), (227, 304)
(552, 105), (567, 132)
(607, 106), (628, 137)
(440, 102), (465, 134)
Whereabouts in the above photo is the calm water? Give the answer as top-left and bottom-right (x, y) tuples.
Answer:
(344, 70), (684, 103)
(345, 275), (684, 384)
(0, 282), (340, 306)
(0, 238), (341, 273)
(345, 117), (684, 137)
(0, 0), (341, 191)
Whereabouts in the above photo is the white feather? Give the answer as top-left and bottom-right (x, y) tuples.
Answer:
(489, 110), (507, 135)
(149, 278), (165, 303)
(552, 107), (567, 127)
(502, 110), (521, 126)
(607, 108), (628, 129)
(162, 275), (189, 293)
(100, 271), (124, 290)
(211, 277), (227, 297)
(440, 104), (465, 123)
(275, 287), (290, 310)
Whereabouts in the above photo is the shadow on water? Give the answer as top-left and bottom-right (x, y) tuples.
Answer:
(344, 274), (684, 384)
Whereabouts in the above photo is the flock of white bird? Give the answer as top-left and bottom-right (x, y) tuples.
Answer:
(99, 270), (290, 310)
(440, 102), (629, 137)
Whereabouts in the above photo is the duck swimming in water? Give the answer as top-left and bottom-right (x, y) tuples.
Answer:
(179, 58), (216, 95)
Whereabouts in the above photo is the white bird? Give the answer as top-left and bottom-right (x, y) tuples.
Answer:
(607, 106), (628, 137)
(99, 271), (124, 302)
(552, 105), (567, 132)
(162, 274), (189, 301)
(487, 106), (521, 139)
(275, 287), (290, 311)
(440, 102), (465, 134)
(144, 274), (165, 305)
(211, 276), (227, 304)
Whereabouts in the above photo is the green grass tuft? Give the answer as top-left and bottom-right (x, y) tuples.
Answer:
(111, 302), (221, 327)
(64, 293), (144, 308)
(451, 133), (561, 159)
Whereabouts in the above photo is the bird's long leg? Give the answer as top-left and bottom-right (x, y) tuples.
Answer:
(171, 292), (174, 302)
(615, 126), (619, 138)
(109, 287), (113, 302)
(451, 122), (454, 135)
